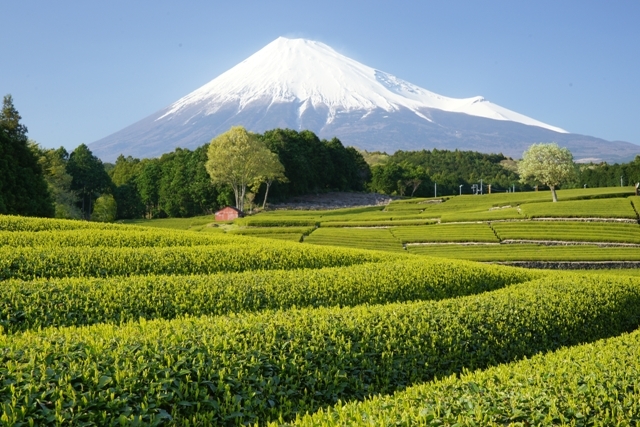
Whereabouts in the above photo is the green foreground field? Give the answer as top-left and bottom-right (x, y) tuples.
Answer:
(2, 201), (640, 424)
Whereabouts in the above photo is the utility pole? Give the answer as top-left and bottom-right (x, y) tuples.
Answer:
(459, 184), (463, 195)
(480, 179), (483, 195)
(621, 176), (624, 187)
(434, 182), (437, 198)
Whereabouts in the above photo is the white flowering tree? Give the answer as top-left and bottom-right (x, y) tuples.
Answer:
(518, 143), (575, 202)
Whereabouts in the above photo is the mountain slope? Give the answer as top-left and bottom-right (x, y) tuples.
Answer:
(90, 37), (639, 163)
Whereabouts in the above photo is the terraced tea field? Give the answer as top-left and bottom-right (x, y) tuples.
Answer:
(223, 187), (640, 265)
(4, 187), (640, 424)
(491, 221), (640, 244)
(390, 223), (499, 243)
(520, 197), (638, 219)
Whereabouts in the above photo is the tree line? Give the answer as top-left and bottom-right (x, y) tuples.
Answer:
(1, 96), (372, 220)
(29, 134), (370, 221)
(367, 149), (640, 198)
(4, 92), (639, 220)
(576, 157), (640, 189)
(366, 149), (523, 196)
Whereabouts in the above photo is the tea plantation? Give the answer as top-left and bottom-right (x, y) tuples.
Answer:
(2, 186), (640, 425)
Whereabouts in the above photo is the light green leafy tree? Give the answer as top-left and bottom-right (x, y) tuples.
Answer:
(518, 143), (575, 202)
(206, 126), (285, 212)
(253, 150), (287, 209)
(92, 194), (117, 222)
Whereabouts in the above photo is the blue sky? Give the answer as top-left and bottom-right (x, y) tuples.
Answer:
(3, 0), (639, 153)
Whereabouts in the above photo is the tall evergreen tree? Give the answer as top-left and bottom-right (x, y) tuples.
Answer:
(0, 95), (54, 217)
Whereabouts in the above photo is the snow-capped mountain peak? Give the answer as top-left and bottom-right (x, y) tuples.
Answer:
(157, 37), (566, 133)
(89, 37), (640, 163)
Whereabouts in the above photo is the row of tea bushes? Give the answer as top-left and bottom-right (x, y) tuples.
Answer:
(0, 229), (239, 248)
(319, 219), (437, 227)
(0, 258), (543, 333)
(1, 274), (639, 425)
(288, 328), (640, 426)
(407, 243), (640, 261)
(0, 243), (398, 280)
(237, 218), (320, 227)
(520, 197), (638, 219)
(226, 226), (316, 236)
(390, 223), (499, 244)
(491, 221), (640, 244)
(0, 214), (140, 232)
(304, 228), (405, 252)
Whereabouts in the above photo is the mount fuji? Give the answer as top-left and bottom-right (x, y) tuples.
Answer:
(90, 37), (639, 163)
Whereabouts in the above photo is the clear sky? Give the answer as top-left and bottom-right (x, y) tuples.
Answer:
(3, 0), (639, 152)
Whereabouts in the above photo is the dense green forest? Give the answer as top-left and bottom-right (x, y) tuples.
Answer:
(367, 149), (522, 196)
(367, 150), (640, 197)
(26, 129), (372, 220)
(0, 95), (54, 217)
(577, 157), (640, 189)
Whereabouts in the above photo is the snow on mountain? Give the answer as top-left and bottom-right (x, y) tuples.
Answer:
(89, 37), (639, 163)
(156, 37), (567, 133)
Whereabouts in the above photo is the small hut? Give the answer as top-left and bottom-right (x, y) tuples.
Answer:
(215, 206), (244, 221)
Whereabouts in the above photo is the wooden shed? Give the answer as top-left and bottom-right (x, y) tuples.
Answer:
(215, 206), (244, 221)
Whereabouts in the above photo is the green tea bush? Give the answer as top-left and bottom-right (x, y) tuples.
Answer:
(227, 226), (315, 235)
(0, 243), (397, 280)
(492, 221), (640, 244)
(0, 229), (237, 248)
(1, 274), (639, 425)
(289, 327), (640, 426)
(390, 223), (498, 243)
(320, 219), (436, 227)
(0, 258), (542, 333)
(304, 228), (404, 252)
(520, 198), (637, 219)
(238, 218), (319, 227)
(408, 243), (640, 261)
(0, 214), (135, 232)
(439, 207), (522, 223)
